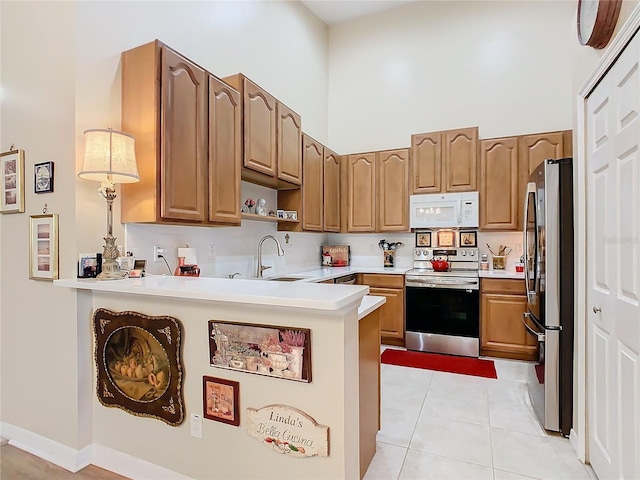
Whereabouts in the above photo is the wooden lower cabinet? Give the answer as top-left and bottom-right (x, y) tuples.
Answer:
(480, 278), (537, 361)
(358, 274), (405, 346)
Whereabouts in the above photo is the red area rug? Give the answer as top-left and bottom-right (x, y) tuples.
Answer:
(381, 349), (498, 379)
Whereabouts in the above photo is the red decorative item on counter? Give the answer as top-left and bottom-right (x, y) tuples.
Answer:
(430, 259), (449, 272)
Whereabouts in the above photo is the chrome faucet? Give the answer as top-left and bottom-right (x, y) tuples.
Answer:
(256, 235), (285, 278)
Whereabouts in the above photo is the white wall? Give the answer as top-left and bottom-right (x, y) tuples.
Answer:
(328, 0), (579, 153)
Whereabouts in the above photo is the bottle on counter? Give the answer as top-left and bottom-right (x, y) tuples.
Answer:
(480, 253), (489, 270)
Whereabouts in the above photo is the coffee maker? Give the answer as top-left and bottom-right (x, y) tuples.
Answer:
(174, 247), (200, 277)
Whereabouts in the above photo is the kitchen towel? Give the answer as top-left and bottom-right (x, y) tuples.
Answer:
(381, 349), (498, 379)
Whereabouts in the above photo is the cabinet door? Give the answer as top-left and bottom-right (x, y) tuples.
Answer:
(277, 103), (302, 185)
(346, 153), (376, 232)
(243, 78), (277, 176)
(479, 137), (520, 231)
(443, 127), (478, 192)
(369, 287), (404, 341)
(208, 75), (241, 224)
(481, 293), (537, 360)
(411, 131), (442, 193)
(519, 131), (564, 178)
(377, 149), (409, 231)
(160, 47), (207, 221)
(323, 148), (341, 232)
(302, 135), (323, 231)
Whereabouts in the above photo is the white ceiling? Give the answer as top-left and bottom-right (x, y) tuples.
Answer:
(301, 0), (418, 26)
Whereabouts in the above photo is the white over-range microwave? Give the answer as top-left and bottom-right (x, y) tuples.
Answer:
(409, 192), (479, 229)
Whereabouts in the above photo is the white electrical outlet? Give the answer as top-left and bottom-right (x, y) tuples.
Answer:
(208, 244), (216, 260)
(153, 245), (165, 262)
(191, 413), (202, 439)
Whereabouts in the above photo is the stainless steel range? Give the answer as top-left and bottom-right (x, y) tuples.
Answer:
(405, 247), (480, 357)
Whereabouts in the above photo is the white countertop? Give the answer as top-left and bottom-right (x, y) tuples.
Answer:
(270, 266), (410, 283)
(55, 275), (370, 312)
(358, 295), (386, 319)
(479, 270), (525, 280)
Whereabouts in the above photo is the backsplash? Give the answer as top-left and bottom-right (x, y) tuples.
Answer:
(478, 231), (524, 271)
(327, 233), (416, 268)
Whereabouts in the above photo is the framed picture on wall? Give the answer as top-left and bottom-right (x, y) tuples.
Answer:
(415, 232), (431, 247)
(203, 376), (240, 426)
(34, 161), (54, 194)
(29, 214), (59, 280)
(0, 149), (25, 214)
(459, 231), (477, 247)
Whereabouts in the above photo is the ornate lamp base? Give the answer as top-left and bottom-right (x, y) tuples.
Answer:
(97, 235), (126, 280)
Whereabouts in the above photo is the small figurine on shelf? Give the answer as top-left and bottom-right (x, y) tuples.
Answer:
(256, 198), (267, 216)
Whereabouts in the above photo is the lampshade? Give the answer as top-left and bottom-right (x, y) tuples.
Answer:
(79, 128), (139, 183)
(177, 247), (198, 265)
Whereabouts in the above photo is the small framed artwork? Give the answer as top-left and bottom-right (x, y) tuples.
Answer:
(459, 231), (477, 247)
(203, 376), (240, 426)
(436, 230), (455, 247)
(284, 210), (298, 221)
(0, 149), (25, 214)
(277, 209), (285, 219)
(29, 214), (59, 280)
(416, 232), (431, 247)
(34, 161), (54, 194)
(78, 253), (99, 278)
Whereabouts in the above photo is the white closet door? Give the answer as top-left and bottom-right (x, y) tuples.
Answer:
(586, 32), (640, 480)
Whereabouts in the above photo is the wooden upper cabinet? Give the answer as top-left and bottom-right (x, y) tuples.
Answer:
(377, 149), (409, 231)
(520, 131), (565, 178)
(277, 103), (302, 185)
(302, 135), (323, 231)
(208, 75), (241, 225)
(411, 132), (442, 193)
(160, 47), (208, 222)
(346, 153), (376, 232)
(443, 127), (478, 192)
(323, 148), (341, 233)
(243, 78), (277, 177)
(121, 41), (241, 226)
(479, 137), (520, 231)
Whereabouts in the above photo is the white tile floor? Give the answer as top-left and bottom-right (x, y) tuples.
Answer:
(365, 353), (594, 480)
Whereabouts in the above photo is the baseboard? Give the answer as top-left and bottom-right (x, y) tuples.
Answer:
(0, 422), (92, 473)
(0, 422), (190, 479)
(569, 428), (585, 462)
(92, 444), (192, 480)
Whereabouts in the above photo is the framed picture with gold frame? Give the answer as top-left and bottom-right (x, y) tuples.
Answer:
(1, 149), (25, 214)
(29, 214), (59, 280)
(436, 230), (455, 247)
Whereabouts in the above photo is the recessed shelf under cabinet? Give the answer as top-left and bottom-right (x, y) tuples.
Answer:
(241, 213), (299, 224)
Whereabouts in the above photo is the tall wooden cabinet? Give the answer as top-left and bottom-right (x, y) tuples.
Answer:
(121, 40), (241, 226)
(343, 149), (409, 233)
(411, 127), (478, 194)
(345, 153), (377, 232)
(479, 137), (519, 230)
(323, 148), (341, 232)
(224, 73), (302, 189)
(480, 278), (537, 361)
(278, 135), (341, 233)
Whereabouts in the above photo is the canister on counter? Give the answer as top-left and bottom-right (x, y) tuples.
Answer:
(480, 253), (489, 270)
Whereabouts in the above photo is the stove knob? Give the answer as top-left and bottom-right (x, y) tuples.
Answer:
(469, 250), (476, 256)
(460, 250), (466, 256)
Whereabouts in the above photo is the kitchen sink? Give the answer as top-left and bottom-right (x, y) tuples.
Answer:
(267, 276), (308, 282)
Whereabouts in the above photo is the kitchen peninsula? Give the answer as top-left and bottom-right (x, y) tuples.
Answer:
(55, 276), (384, 480)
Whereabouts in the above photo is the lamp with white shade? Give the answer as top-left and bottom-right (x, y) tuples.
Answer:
(78, 128), (139, 280)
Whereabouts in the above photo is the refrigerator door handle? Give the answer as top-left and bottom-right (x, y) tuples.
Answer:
(523, 312), (545, 342)
(523, 182), (537, 302)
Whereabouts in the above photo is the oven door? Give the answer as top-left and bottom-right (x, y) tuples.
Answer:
(405, 284), (480, 357)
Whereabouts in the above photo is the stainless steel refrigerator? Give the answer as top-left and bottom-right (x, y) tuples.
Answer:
(523, 158), (574, 436)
